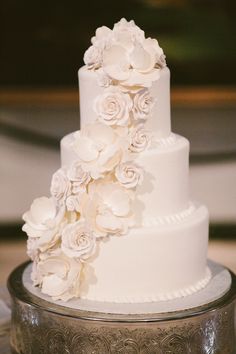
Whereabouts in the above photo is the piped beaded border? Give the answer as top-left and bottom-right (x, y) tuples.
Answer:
(142, 203), (196, 227)
(152, 133), (177, 148)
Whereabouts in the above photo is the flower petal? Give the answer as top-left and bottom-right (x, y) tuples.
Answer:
(103, 45), (128, 66)
(96, 213), (123, 232)
(74, 136), (99, 162)
(30, 197), (56, 224)
(130, 43), (154, 72)
(105, 189), (131, 217)
(121, 68), (160, 87)
(103, 64), (130, 81)
(85, 123), (115, 146)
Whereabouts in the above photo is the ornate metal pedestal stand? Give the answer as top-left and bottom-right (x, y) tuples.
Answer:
(8, 261), (236, 354)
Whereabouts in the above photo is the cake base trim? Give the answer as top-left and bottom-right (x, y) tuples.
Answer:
(21, 260), (230, 314)
(80, 267), (211, 303)
(9, 260), (236, 354)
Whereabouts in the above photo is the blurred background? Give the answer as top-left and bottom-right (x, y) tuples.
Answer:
(0, 0), (236, 283)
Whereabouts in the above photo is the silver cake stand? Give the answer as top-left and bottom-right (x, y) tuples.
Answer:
(8, 261), (236, 354)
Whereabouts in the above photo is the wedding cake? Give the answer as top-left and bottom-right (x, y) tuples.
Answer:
(22, 18), (210, 304)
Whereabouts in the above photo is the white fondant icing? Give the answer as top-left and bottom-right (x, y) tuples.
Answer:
(80, 268), (211, 303)
(79, 204), (209, 302)
(135, 134), (189, 218)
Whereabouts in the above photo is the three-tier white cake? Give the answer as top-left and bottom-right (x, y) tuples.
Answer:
(22, 18), (210, 304)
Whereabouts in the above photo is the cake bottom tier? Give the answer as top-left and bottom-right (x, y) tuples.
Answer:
(79, 203), (210, 303)
(8, 262), (236, 354)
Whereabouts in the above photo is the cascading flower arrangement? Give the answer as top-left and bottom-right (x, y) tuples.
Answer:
(22, 18), (166, 301)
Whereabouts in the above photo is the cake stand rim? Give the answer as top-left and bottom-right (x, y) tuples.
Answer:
(7, 261), (236, 323)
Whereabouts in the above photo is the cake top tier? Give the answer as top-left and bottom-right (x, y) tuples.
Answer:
(80, 19), (170, 138)
(83, 18), (166, 89)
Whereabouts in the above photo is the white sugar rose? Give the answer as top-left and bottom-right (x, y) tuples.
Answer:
(67, 161), (91, 194)
(91, 26), (112, 47)
(132, 88), (154, 120)
(115, 162), (144, 189)
(82, 181), (134, 237)
(50, 168), (72, 204)
(36, 250), (82, 301)
(73, 123), (122, 179)
(22, 197), (65, 251)
(83, 45), (102, 70)
(129, 124), (151, 153)
(94, 86), (133, 126)
(61, 220), (96, 260)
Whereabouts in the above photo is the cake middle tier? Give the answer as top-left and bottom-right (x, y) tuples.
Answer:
(135, 134), (189, 222)
(60, 132), (189, 220)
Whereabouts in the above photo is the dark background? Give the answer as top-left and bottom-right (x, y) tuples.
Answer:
(1, 0), (236, 87)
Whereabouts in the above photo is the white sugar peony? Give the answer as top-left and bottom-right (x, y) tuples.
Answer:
(102, 42), (161, 87)
(67, 161), (91, 194)
(50, 168), (72, 204)
(22, 197), (65, 252)
(115, 162), (144, 189)
(102, 19), (163, 87)
(102, 44), (160, 89)
(94, 86), (133, 126)
(96, 68), (112, 87)
(61, 220), (96, 260)
(73, 123), (123, 179)
(129, 124), (151, 153)
(35, 250), (82, 301)
(132, 88), (154, 120)
(66, 195), (82, 212)
(84, 18), (166, 88)
(129, 41), (156, 74)
(81, 180), (135, 237)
